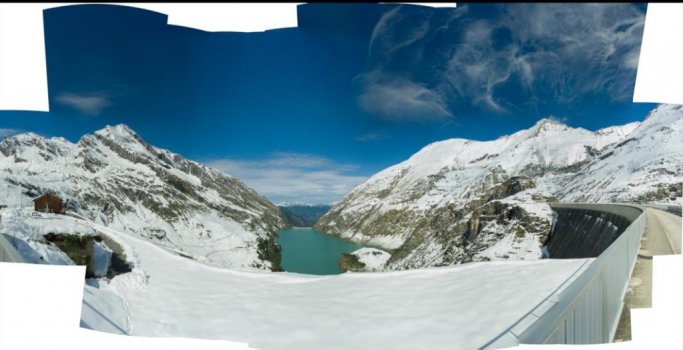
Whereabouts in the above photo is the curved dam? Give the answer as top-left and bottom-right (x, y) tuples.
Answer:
(544, 203), (643, 259)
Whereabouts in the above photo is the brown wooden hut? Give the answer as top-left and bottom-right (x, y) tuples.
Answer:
(33, 193), (64, 214)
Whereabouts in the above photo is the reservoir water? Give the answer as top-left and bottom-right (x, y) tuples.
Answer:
(278, 227), (364, 275)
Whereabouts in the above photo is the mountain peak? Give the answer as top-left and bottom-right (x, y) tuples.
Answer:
(95, 124), (138, 139)
(5, 131), (43, 142)
(91, 124), (149, 149)
(529, 117), (568, 136)
(0, 132), (75, 157)
(534, 117), (566, 128)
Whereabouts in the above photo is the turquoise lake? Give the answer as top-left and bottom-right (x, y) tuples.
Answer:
(278, 227), (364, 275)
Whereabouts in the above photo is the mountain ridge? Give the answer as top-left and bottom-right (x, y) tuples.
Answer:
(314, 104), (682, 270)
(0, 124), (287, 271)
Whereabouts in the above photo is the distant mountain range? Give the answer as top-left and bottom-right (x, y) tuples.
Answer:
(279, 204), (332, 227)
(315, 104), (683, 270)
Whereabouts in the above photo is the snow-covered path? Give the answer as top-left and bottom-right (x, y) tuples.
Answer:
(91, 224), (590, 350)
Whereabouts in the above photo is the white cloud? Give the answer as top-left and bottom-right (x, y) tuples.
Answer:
(55, 92), (110, 116)
(358, 73), (452, 122)
(355, 133), (388, 142)
(204, 153), (367, 205)
(0, 128), (21, 138)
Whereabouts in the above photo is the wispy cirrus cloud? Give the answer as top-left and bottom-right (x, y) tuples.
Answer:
(360, 3), (646, 118)
(358, 72), (452, 122)
(361, 5), (452, 122)
(446, 4), (646, 112)
(204, 152), (367, 205)
(368, 5), (431, 61)
(55, 92), (111, 116)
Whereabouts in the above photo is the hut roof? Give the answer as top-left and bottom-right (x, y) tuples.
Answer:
(32, 193), (63, 202)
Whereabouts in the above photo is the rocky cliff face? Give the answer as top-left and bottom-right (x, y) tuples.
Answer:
(315, 104), (682, 270)
(0, 125), (287, 271)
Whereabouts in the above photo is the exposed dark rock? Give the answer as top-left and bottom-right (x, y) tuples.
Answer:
(257, 236), (282, 272)
(487, 176), (536, 201)
(43, 233), (132, 279)
(337, 253), (365, 272)
(615, 138), (637, 148)
(633, 182), (682, 202)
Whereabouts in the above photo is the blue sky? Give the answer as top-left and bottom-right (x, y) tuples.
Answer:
(0, 3), (655, 204)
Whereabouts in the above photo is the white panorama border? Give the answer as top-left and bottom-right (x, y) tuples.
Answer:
(0, 3), (680, 350)
(633, 3), (683, 105)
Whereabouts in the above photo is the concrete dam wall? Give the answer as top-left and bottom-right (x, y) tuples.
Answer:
(545, 203), (643, 259)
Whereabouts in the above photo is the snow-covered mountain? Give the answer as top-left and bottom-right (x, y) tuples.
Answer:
(0, 124), (286, 271)
(314, 104), (683, 270)
(559, 105), (683, 202)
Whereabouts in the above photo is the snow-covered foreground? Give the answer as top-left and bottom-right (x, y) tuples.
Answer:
(1, 209), (591, 348)
(85, 223), (589, 350)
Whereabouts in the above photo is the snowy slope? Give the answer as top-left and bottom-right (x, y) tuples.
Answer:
(315, 104), (682, 270)
(347, 247), (391, 272)
(80, 216), (589, 350)
(559, 104), (683, 202)
(0, 206), (591, 348)
(0, 125), (286, 271)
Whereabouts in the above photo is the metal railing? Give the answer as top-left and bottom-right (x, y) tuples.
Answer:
(485, 204), (646, 348)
